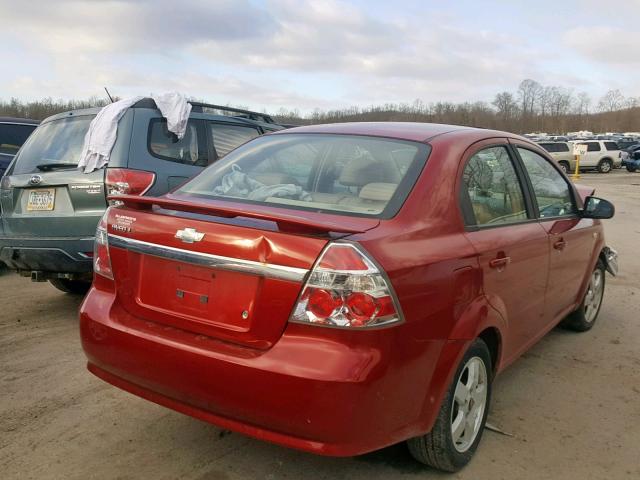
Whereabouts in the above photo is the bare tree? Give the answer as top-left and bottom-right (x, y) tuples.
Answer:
(598, 89), (625, 113)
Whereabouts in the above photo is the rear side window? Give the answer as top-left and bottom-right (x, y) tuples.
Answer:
(539, 143), (569, 153)
(517, 148), (576, 219)
(462, 146), (528, 226)
(208, 123), (260, 158)
(11, 116), (93, 175)
(581, 142), (601, 152)
(604, 142), (619, 151)
(178, 133), (430, 219)
(149, 119), (206, 165)
(0, 123), (36, 156)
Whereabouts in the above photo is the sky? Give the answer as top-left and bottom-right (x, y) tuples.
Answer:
(1, 0), (639, 114)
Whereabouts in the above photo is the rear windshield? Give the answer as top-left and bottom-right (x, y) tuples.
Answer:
(11, 116), (93, 174)
(0, 123), (37, 156)
(178, 133), (430, 218)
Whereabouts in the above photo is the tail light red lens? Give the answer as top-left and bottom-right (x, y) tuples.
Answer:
(290, 243), (403, 328)
(105, 168), (155, 197)
(94, 208), (113, 280)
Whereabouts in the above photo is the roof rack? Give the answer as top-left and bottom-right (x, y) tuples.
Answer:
(189, 102), (274, 124)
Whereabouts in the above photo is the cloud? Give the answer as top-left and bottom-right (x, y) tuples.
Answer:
(564, 26), (640, 66)
(0, 0), (638, 111)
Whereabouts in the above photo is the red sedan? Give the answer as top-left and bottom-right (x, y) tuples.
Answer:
(80, 122), (617, 471)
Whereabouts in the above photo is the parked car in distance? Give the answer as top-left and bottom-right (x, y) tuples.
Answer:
(80, 122), (617, 472)
(570, 140), (622, 173)
(617, 139), (638, 151)
(622, 148), (640, 172)
(0, 117), (39, 177)
(0, 99), (286, 293)
(537, 141), (574, 173)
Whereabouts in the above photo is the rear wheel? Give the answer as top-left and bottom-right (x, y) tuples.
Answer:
(49, 278), (91, 295)
(558, 161), (570, 174)
(561, 260), (605, 332)
(597, 159), (612, 173)
(626, 165), (637, 173)
(407, 339), (492, 472)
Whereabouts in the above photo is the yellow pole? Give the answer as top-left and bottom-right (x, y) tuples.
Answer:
(572, 154), (581, 180)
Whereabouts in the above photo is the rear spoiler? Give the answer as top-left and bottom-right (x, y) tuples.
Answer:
(109, 194), (376, 236)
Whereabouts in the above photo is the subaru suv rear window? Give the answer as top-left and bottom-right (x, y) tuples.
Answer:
(178, 134), (430, 218)
(10, 116), (93, 175)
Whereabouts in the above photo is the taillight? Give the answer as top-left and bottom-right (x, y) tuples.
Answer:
(290, 243), (403, 328)
(94, 208), (113, 280)
(105, 168), (155, 197)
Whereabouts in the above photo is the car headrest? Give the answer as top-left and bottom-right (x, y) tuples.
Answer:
(358, 183), (398, 202)
(339, 153), (391, 186)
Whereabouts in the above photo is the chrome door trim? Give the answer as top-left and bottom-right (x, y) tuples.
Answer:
(108, 234), (309, 282)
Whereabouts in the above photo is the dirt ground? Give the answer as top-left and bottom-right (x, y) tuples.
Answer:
(1, 170), (639, 480)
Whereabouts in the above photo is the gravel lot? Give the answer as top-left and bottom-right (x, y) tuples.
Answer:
(1, 170), (639, 480)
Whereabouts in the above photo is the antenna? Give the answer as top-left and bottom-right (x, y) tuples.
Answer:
(104, 87), (115, 103)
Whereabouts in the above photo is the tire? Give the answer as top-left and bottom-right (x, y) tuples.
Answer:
(561, 260), (605, 332)
(558, 161), (570, 174)
(597, 159), (612, 173)
(49, 278), (91, 295)
(626, 165), (637, 173)
(407, 339), (492, 472)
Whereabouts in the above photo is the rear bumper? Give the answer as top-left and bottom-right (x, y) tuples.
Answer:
(80, 284), (451, 456)
(0, 235), (94, 274)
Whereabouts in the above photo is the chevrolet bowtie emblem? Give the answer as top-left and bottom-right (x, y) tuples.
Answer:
(175, 228), (205, 243)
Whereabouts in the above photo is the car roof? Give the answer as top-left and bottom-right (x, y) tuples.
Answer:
(0, 117), (40, 125)
(272, 122), (503, 143)
(40, 98), (282, 130)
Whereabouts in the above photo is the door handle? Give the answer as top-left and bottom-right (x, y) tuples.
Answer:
(489, 256), (511, 269)
(553, 239), (567, 251)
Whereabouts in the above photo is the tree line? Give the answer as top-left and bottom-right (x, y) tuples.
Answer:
(1, 80), (638, 134)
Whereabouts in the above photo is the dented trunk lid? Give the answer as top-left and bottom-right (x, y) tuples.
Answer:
(105, 194), (379, 349)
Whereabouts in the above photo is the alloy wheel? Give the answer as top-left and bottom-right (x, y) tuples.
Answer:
(584, 269), (604, 324)
(450, 356), (488, 453)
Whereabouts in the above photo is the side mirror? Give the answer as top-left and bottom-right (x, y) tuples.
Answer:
(582, 196), (615, 219)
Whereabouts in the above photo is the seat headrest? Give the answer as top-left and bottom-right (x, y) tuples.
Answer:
(358, 183), (398, 202)
(339, 155), (387, 187)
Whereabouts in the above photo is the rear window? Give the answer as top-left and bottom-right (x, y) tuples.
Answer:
(580, 142), (601, 152)
(178, 134), (430, 218)
(148, 119), (206, 166)
(208, 123), (260, 158)
(0, 123), (37, 156)
(539, 143), (569, 153)
(11, 116), (93, 175)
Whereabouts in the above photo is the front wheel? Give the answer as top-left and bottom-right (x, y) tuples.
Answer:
(49, 278), (91, 295)
(561, 260), (605, 332)
(407, 339), (492, 472)
(626, 165), (637, 173)
(597, 159), (612, 173)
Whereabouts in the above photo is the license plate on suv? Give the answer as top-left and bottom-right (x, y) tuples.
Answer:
(26, 189), (56, 211)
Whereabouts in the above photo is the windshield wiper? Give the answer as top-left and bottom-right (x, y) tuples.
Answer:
(36, 163), (79, 172)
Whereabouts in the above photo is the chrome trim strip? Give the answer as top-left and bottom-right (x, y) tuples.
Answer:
(108, 233), (309, 282)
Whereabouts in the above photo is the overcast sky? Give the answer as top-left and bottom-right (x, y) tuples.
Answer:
(1, 0), (639, 113)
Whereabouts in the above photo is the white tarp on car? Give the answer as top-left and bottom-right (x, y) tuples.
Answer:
(78, 92), (192, 173)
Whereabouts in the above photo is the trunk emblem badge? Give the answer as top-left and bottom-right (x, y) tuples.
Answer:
(29, 175), (42, 185)
(175, 228), (205, 243)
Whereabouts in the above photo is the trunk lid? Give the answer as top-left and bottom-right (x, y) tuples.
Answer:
(105, 195), (379, 349)
(0, 113), (108, 238)
(1, 169), (107, 237)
